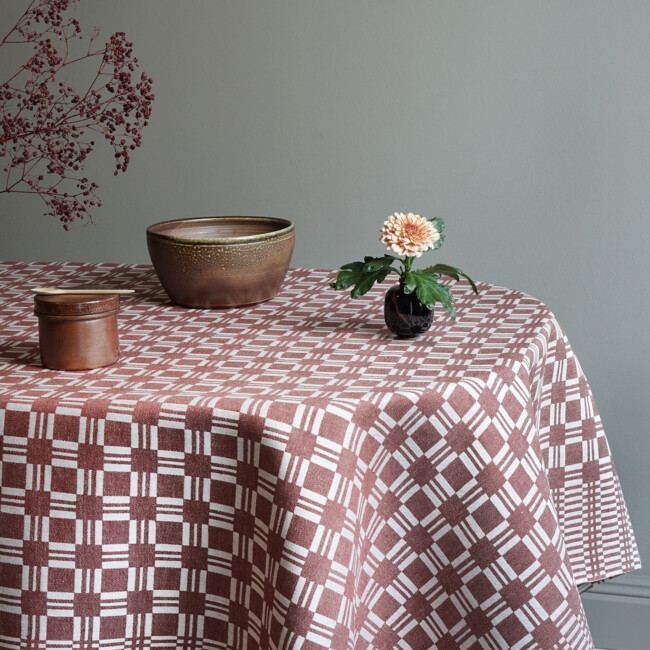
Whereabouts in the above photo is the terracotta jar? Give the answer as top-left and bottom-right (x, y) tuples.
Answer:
(34, 294), (120, 371)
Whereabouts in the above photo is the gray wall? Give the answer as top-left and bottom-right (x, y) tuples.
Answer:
(1, 0), (649, 638)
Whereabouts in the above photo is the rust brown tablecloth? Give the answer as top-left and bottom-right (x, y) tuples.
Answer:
(0, 262), (641, 649)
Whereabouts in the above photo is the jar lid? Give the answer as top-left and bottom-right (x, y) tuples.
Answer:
(34, 293), (120, 316)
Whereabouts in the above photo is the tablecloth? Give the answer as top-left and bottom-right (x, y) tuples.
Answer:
(0, 262), (641, 650)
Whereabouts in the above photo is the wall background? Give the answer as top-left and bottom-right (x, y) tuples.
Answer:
(2, 0), (649, 643)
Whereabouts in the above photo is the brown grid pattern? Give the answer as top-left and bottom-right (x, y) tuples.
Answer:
(0, 262), (640, 649)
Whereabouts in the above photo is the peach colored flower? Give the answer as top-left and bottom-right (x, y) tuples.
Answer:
(380, 212), (440, 257)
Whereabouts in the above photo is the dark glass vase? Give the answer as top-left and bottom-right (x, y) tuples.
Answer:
(384, 284), (434, 338)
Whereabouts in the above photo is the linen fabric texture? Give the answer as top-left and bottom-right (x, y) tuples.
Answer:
(0, 262), (641, 649)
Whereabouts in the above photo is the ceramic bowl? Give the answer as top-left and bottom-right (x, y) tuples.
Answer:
(146, 216), (295, 308)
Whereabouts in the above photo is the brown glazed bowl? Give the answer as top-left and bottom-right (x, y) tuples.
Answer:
(146, 216), (295, 308)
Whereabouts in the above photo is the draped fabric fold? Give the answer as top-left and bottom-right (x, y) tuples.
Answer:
(0, 262), (640, 649)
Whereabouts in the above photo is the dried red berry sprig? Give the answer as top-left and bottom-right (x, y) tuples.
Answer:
(1, 0), (154, 228)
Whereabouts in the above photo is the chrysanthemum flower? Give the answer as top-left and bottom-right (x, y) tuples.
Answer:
(380, 212), (440, 257)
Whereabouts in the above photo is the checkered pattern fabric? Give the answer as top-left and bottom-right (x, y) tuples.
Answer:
(0, 262), (640, 650)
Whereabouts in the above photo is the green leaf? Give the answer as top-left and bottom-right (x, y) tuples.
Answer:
(437, 296), (457, 321)
(430, 217), (444, 234)
(405, 271), (457, 320)
(418, 270), (441, 281)
(340, 261), (365, 271)
(429, 217), (445, 250)
(401, 271), (417, 295)
(363, 255), (396, 272)
(331, 268), (364, 290)
(422, 263), (459, 280)
(350, 266), (391, 298)
(433, 233), (445, 251)
(422, 263), (479, 294)
(414, 281), (436, 309)
(332, 256), (400, 296)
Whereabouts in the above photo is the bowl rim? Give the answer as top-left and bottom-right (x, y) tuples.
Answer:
(146, 216), (295, 245)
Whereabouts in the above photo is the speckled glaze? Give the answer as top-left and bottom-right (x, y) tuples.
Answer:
(146, 216), (295, 308)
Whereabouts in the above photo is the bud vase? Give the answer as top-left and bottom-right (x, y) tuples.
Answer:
(384, 284), (434, 338)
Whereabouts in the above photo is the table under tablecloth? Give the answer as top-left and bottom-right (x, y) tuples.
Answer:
(0, 262), (640, 649)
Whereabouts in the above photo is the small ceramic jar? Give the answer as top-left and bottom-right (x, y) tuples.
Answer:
(34, 294), (120, 371)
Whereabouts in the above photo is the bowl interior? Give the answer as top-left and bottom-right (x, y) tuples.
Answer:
(147, 217), (293, 243)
